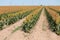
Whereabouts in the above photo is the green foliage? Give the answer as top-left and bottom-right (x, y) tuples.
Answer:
(56, 24), (60, 35)
(44, 8), (57, 32)
(21, 8), (43, 33)
(0, 8), (36, 30)
(44, 8), (60, 35)
(0, 22), (4, 30)
(12, 8), (43, 33)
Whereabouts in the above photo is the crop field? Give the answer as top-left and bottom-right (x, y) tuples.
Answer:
(0, 6), (39, 14)
(0, 6), (60, 40)
(46, 7), (60, 35)
(48, 6), (60, 11)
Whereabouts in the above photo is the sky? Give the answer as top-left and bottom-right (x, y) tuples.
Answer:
(0, 0), (60, 6)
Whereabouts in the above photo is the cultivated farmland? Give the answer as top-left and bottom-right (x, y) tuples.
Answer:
(0, 6), (60, 40)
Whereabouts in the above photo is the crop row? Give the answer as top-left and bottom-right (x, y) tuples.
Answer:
(12, 8), (43, 33)
(22, 9), (43, 32)
(45, 8), (60, 35)
(48, 7), (60, 15)
(0, 8), (36, 30)
(44, 8), (57, 32)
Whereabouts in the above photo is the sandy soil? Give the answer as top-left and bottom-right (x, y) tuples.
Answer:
(0, 17), (26, 40)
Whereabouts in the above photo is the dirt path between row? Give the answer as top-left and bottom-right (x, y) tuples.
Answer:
(0, 17), (26, 40)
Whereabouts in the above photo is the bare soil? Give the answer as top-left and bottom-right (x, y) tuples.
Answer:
(0, 17), (26, 40)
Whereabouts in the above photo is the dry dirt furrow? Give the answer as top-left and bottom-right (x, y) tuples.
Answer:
(0, 17), (26, 40)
